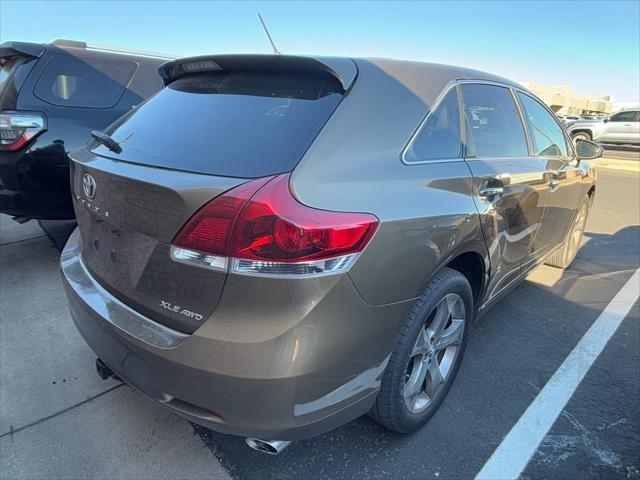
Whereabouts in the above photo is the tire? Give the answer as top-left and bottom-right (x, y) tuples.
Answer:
(545, 195), (592, 269)
(370, 267), (473, 433)
(571, 131), (592, 143)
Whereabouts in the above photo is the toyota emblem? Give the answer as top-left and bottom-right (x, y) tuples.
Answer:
(82, 173), (96, 199)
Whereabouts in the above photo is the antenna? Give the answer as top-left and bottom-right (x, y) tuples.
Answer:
(258, 13), (280, 55)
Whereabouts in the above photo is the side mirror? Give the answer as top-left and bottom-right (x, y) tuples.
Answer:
(575, 139), (603, 160)
(603, 117), (609, 123)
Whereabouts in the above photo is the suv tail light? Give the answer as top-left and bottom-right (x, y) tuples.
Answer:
(0, 111), (46, 151)
(171, 174), (379, 276)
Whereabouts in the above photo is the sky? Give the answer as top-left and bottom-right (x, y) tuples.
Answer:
(1, 1), (639, 103)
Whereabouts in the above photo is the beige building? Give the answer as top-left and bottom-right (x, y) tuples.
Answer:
(520, 81), (613, 116)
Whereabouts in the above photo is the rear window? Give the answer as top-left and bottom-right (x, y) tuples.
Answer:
(93, 71), (344, 178)
(34, 54), (137, 108)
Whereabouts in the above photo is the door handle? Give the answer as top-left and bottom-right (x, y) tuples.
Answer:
(548, 179), (559, 192)
(479, 186), (504, 198)
(479, 175), (508, 200)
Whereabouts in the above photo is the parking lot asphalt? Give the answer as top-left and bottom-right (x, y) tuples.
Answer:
(1, 162), (638, 480)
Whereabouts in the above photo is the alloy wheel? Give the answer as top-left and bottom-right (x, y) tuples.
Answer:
(403, 293), (466, 413)
(567, 202), (588, 261)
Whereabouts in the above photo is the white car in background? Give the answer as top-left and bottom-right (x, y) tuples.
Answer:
(557, 115), (580, 125)
(565, 108), (640, 145)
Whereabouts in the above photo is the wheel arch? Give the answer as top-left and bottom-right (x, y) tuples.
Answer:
(444, 250), (487, 305)
(571, 128), (593, 138)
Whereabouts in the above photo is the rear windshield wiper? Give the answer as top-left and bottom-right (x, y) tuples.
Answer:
(91, 130), (122, 154)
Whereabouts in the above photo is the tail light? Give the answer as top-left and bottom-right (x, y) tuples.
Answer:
(171, 174), (379, 276)
(170, 176), (273, 271)
(0, 111), (46, 151)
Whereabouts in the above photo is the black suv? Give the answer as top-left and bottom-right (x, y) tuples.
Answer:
(0, 39), (172, 221)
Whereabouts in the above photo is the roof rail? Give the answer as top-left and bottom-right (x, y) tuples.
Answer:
(50, 39), (176, 60)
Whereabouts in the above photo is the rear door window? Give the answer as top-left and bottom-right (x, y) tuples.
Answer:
(460, 84), (529, 158)
(517, 92), (569, 157)
(93, 71), (344, 178)
(34, 54), (137, 108)
(405, 87), (461, 162)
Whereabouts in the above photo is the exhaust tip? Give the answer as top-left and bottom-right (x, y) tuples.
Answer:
(245, 438), (291, 455)
(95, 358), (113, 380)
(95, 358), (120, 381)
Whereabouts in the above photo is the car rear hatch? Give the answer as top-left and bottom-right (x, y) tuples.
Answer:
(70, 54), (356, 333)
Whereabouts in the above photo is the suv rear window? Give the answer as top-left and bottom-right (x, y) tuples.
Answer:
(34, 54), (137, 108)
(92, 71), (344, 178)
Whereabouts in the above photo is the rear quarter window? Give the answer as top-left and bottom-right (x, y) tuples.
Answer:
(93, 71), (344, 178)
(34, 54), (137, 108)
(404, 87), (462, 162)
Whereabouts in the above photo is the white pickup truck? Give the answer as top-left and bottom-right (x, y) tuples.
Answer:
(565, 108), (640, 145)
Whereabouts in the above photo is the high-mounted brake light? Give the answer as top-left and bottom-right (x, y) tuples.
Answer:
(181, 60), (222, 74)
(171, 174), (379, 276)
(0, 111), (46, 151)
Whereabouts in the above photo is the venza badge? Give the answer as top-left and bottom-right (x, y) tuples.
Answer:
(82, 173), (96, 199)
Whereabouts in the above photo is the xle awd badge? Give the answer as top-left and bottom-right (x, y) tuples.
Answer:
(160, 300), (204, 321)
(82, 173), (96, 199)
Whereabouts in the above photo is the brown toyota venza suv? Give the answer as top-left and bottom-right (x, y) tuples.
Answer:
(62, 55), (599, 454)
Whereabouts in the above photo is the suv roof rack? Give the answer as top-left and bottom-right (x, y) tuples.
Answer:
(50, 39), (176, 60)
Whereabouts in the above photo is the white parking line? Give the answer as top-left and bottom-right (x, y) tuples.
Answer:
(476, 268), (640, 480)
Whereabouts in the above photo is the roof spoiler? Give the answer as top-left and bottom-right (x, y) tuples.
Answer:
(158, 54), (357, 91)
(0, 41), (45, 60)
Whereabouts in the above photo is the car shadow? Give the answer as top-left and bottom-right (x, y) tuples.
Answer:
(38, 219), (77, 252)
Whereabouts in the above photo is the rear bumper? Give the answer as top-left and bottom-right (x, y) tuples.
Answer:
(61, 228), (412, 440)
